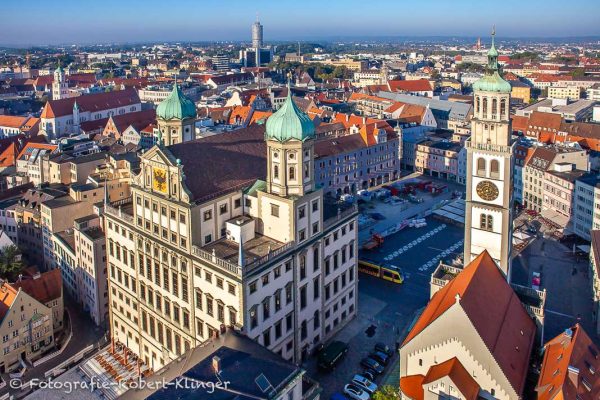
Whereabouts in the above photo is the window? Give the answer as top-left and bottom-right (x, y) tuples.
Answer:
(271, 204), (279, 217)
(263, 299), (270, 319)
(314, 310), (320, 329)
(250, 306), (258, 329)
(312, 200), (319, 212)
(262, 273), (269, 286)
(300, 285), (307, 309)
(289, 166), (295, 180)
(249, 281), (257, 294)
(298, 206), (306, 219)
(490, 159), (500, 179)
(480, 214), (493, 231)
(203, 210), (212, 221)
(219, 204), (227, 215)
(477, 158), (486, 177)
(273, 165), (279, 179)
(313, 248), (319, 271)
(312, 222), (319, 235)
(285, 283), (292, 304)
(299, 229), (306, 242)
(313, 277), (320, 299)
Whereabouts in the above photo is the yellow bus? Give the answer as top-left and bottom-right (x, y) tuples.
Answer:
(358, 259), (404, 284)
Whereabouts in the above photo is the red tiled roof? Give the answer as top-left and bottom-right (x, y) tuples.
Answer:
(0, 283), (18, 320)
(0, 115), (29, 129)
(0, 142), (18, 168)
(402, 251), (536, 396)
(41, 88), (140, 118)
(388, 79), (432, 93)
(422, 358), (480, 400)
(537, 324), (599, 400)
(16, 142), (57, 161)
(12, 268), (62, 305)
(400, 375), (425, 400)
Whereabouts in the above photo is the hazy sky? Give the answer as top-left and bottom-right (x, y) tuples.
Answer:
(2, 0), (600, 46)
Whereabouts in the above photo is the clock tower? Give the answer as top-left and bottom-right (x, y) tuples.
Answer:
(464, 28), (514, 280)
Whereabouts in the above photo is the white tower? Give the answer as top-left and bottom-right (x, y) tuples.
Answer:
(52, 65), (68, 100)
(464, 28), (514, 280)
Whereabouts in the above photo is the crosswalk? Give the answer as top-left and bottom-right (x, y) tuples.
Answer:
(418, 239), (464, 272)
(383, 224), (448, 262)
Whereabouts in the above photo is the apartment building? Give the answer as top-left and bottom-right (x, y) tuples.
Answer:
(590, 232), (600, 336)
(574, 174), (600, 241)
(548, 85), (581, 100)
(53, 214), (108, 326)
(522, 146), (588, 212)
(105, 93), (358, 371)
(314, 126), (400, 196)
(0, 269), (62, 373)
(536, 324), (599, 399)
(414, 140), (462, 182)
(542, 164), (586, 226)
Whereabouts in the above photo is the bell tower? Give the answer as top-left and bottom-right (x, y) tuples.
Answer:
(464, 28), (514, 280)
(52, 65), (68, 100)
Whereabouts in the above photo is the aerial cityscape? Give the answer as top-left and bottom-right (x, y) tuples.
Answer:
(0, 1), (599, 399)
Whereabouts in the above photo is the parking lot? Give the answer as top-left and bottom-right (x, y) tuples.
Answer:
(304, 213), (464, 398)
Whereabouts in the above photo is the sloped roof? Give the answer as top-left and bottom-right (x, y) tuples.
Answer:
(422, 357), (480, 400)
(388, 79), (432, 93)
(0, 283), (18, 320)
(402, 251), (536, 396)
(12, 268), (62, 305)
(537, 324), (599, 400)
(41, 88), (140, 118)
(0, 115), (29, 129)
(167, 124), (267, 202)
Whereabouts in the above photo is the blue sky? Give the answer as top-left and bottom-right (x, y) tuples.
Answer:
(2, 0), (600, 46)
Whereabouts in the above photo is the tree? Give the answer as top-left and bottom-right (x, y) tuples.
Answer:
(372, 385), (401, 400)
(0, 245), (23, 281)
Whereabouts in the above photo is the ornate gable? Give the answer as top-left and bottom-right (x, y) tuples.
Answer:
(135, 145), (193, 204)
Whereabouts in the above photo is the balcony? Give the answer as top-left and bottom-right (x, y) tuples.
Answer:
(194, 235), (295, 277)
(465, 139), (512, 154)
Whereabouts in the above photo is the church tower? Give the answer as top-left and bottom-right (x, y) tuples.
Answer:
(52, 65), (68, 100)
(156, 83), (197, 146)
(463, 28), (514, 280)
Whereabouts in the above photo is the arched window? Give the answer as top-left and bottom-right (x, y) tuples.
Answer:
(480, 214), (493, 231)
(477, 158), (486, 176)
(490, 159), (500, 179)
(273, 165), (279, 179)
(500, 98), (507, 118)
(482, 97), (488, 118)
(475, 96), (480, 114)
(289, 166), (295, 180)
(487, 215), (493, 230)
(492, 98), (498, 119)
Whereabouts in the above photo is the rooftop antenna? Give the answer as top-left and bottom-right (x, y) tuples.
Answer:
(256, 12), (259, 22)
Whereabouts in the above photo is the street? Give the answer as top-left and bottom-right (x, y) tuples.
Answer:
(303, 217), (464, 398)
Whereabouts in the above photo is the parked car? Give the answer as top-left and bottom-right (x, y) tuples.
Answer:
(369, 351), (390, 365)
(360, 357), (384, 374)
(351, 374), (378, 394)
(343, 384), (370, 400)
(361, 370), (375, 382)
(374, 342), (393, 357)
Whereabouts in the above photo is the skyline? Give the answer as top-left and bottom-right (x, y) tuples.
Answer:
(2, 0), (600, 46)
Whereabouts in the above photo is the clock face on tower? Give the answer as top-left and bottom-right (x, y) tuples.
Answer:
(476, 180), (499, 201)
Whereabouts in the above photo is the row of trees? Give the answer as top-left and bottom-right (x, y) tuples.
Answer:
(270, 61), (353, 82)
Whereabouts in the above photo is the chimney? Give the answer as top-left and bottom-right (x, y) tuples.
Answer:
(212, 356), (221, 374)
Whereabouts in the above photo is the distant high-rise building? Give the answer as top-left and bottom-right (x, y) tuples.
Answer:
(252, 18), (263, 49)
(212, 54), (230, 71)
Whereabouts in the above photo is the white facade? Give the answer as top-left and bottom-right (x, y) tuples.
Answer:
(52, 67), (69, 100)
(464, 64), (513, 278)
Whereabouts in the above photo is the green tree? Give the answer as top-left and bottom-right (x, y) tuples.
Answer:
(571, 68), (586, 78)
(372, 385), (401, 400)
(0, 245), (23, 281)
